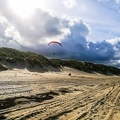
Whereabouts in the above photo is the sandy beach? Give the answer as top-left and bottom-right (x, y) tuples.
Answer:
(0, 67), (120, 120)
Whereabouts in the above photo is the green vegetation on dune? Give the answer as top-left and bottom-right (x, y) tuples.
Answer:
(0, 47), (120, 75)
(50, 59), (120, 75)
(0, 47), (52, 68)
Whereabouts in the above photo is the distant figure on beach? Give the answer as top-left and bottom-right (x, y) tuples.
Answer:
(69, 73), (71, 76)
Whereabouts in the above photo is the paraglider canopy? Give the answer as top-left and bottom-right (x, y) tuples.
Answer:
(48, 41), (62, 56)
(48, 41), (62, 47)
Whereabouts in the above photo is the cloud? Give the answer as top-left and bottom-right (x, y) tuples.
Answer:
(106, 37), (120, 45)
(1, 0), (120, 67)
(60, 31), (115, 63)
(98, 0), (110, 2)
(87, 41), (115, 61)
(0, 14), (20, 48)
(43, 19), (116, 64)
(115, 0), (120, 4)
(0, 27), (20, 49)
(106, 38), (120, 62)
(41, 18), (120, 67)
(0, 0), (71, 48)
(63, 0), (77, 8)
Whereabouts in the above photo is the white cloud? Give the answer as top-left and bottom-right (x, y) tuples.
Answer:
(0, 15), (21, 48)
(115, 0), (120, 4)
(98, 0), (110, 2)
(0, 0), (71, 47)
(106, 37), (120, 45)
(63, 0), (77, 8)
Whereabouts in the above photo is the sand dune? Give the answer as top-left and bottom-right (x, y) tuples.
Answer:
(0, 67), (120, 120)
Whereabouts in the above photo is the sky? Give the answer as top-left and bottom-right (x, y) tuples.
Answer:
(0, 0), (120, 67)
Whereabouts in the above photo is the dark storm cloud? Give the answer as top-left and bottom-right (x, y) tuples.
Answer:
(87, 41), (115, 61)
(60, 30), (115, 62)
(42, 20), (116, 65)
